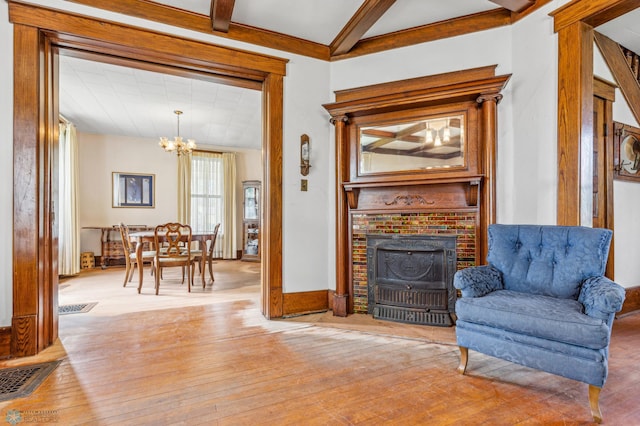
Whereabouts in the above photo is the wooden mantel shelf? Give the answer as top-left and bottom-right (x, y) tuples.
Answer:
(343, 175), (483, 210)
(343, 174), (483, 190)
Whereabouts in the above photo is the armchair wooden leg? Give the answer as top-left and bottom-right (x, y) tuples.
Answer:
(457, 346), (468, 374)
(589, 385), (602, 424)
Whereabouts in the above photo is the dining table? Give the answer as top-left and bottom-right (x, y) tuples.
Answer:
(129, 229), (217, 293)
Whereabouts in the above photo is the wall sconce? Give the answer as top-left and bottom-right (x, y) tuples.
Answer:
(300, 134), (310, 176)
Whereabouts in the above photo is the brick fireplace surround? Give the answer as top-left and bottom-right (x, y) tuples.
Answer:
(352, 212), (477, 313)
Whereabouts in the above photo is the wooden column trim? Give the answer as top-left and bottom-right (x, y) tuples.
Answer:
(261, 73), (284, 319)
(331, 115), (350, 317)
(551, 0), (637, 231)
(12, 24), (43, 357)
(477, 93), (502, 263)
(557, 21), (593, 226)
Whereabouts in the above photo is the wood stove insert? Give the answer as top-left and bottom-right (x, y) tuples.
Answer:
(367, 234), (457, 326)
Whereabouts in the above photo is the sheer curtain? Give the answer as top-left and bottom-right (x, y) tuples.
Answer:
(222, 152), (237, 259)
(58, 121), (81, 276)
(177, 154), (191, 223)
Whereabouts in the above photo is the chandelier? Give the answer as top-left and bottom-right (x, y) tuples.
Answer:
(159, 110), (196, 156)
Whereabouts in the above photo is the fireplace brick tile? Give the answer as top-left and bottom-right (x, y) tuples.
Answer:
(351, 212), (477, 313)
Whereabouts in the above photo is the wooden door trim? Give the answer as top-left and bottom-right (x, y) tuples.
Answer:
(8, 1), (286, 356)
(593, 79), (616, 278)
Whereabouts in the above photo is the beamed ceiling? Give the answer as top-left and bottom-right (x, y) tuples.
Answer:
(56, 0), (639, 148)
(67, 0), (552, 61)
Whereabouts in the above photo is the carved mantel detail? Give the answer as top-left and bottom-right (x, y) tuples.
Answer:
(385, 195), (433, 206)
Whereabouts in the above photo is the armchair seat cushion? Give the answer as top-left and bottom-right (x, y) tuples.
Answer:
(456, 290), (609, 350)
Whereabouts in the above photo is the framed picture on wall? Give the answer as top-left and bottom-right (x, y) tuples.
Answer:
(112, 172), (155, 208)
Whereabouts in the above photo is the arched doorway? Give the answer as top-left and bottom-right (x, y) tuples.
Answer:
(9, 1), (285, 357)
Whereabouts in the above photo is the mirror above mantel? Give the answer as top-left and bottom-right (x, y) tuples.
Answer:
(359, 113), (466, 175)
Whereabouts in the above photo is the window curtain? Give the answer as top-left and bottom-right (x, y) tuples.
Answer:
(58, 121), (81, 276)
(222, 152), (237, 259)
(177, 154), (191, 224)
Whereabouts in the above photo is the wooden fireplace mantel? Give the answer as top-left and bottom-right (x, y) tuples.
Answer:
(324, 66), (510, 317)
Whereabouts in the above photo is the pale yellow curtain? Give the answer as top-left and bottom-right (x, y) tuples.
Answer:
(222, 152), (237, 259)
(177, 154), (191, 224)
(58, 122), (81, 276)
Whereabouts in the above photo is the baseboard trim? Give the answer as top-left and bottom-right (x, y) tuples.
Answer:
(282, 290), (329, 316)
(0, 327), (11, 359)
(620, 286), (640, 316)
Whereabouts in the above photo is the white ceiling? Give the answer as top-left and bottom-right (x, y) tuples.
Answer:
(58, 1), (640, 150)
(59, 56), (263, 149)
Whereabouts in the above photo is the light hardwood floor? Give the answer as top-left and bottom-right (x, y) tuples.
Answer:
(1, 261), (639, 425)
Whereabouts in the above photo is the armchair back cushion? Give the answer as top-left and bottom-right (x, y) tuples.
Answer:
(487, 224), (612, 299)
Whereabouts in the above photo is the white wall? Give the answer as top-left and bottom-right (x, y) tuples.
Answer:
(594, 46), (640, 288)
(508, 2), (564, 225)
(0, 2), (13, 327)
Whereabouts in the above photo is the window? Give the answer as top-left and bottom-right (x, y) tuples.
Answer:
(190, 152), (223, 233)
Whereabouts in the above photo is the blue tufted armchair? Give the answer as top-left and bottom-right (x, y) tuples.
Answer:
(454, 224), (625, 423)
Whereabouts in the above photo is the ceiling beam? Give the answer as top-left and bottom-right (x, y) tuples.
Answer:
(65, 0), (330, 60)
(331, 8), (512, 61)
(330, 0), (396, 56)
(488, 0), (535, 13)
(210, 0), (236, 33)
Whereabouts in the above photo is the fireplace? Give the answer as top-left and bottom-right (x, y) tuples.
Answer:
(367, 234), (457, 326)
(324, 67), (509, 317)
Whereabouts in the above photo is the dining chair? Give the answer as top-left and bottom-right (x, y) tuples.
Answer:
(118, 223), (155, 287)
(190, 223), (221, 288)
(153, 222), (193, 295)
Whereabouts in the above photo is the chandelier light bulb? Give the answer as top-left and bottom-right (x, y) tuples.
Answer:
(443, 126), (451, 143)
(425, 127), (433, 144)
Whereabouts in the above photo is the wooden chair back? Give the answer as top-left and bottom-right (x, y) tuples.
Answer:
(118, 223), (133, 254)
(154, 223), (192, 259)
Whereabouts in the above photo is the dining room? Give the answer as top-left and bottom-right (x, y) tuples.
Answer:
(58, 54), (264, 306)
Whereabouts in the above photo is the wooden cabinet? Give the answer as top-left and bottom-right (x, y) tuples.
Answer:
(242, 181), (261, 261)
(83, 225), (153, 268)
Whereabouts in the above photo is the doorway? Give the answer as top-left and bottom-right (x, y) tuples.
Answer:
(10, 2), (286, 357)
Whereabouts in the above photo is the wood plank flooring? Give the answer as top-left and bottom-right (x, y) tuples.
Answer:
(1, 261), (639, 425)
